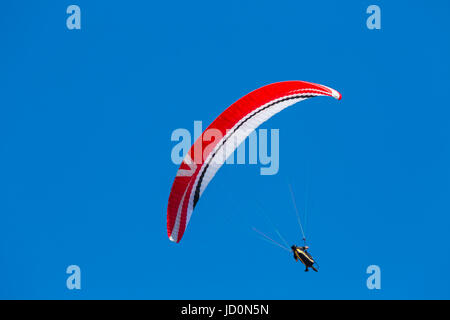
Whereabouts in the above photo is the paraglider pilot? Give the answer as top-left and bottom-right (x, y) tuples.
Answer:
(291, 245), (318, 272)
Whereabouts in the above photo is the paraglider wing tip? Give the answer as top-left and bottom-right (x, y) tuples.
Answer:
(168, 234), (179, 243)
(330, 88), (342, 100)
(319, 84), (341, 100)
(320, 85), (342, 100)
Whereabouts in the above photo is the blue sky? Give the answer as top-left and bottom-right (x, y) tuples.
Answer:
(1, 1), (450, 299)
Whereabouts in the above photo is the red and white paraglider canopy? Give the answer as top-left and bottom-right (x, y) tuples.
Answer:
(167, 81), (341, 243)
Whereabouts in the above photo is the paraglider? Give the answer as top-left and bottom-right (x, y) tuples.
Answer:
(252, 226), (320, 271)
(167, 81), (341, 243)
(291, 245), (318, 272)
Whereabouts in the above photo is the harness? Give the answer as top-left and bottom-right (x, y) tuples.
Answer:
(294, 248), (315, 266)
